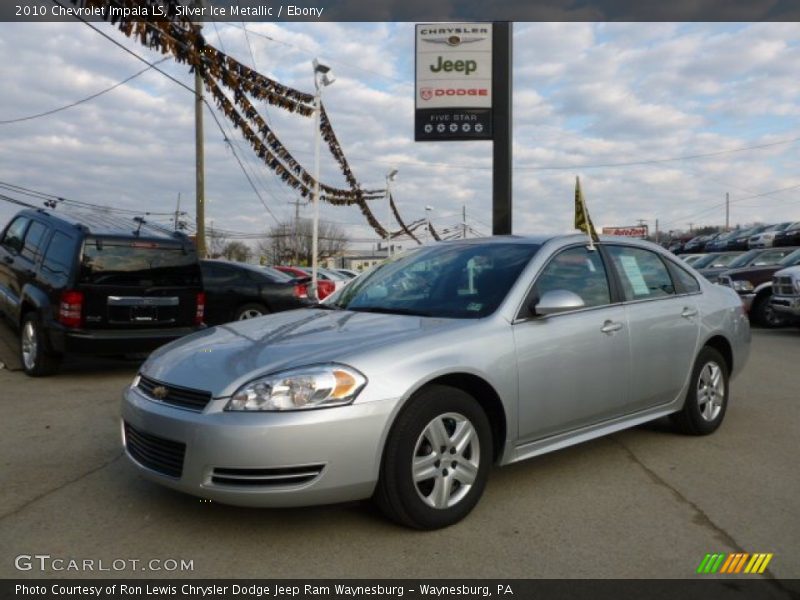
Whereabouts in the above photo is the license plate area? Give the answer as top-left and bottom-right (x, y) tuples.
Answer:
(107, 296), (179, 325)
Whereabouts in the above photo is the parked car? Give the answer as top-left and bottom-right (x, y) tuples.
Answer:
(770, 265), (800, 324)
(667, 234), (694, 253)
(697, 247), (796, 282)
(773, 222), (800, 247)
(721, 225), (773, 251)
(122, 235), (749, 529)
(705, 229), (742, 253)
(689, 251), (743, 271)
(335, 268), (360, 279)
(0, 209), (204, 376)
(679, 253), (707, 266)
(200, 260), (311, 325)
(716, 248), (800, 327)
(274, 266), (335, 299)
(683, 233), (720, 253)
(748, 222), (794, 249)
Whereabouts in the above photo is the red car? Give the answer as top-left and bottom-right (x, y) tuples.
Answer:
(274, 266), (335, 300)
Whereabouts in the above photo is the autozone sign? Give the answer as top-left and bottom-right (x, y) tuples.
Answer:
(602, 225), (649, 238)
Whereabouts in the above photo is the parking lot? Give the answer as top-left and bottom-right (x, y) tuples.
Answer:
(0, 320), (798, 580)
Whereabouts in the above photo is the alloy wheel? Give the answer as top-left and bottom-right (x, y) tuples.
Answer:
(21, 321), (37, 371)
(412, 412), (480, 509)
(697, 361), (724, 422)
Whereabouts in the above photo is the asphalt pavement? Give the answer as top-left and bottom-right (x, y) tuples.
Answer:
(0, 320), (798, 580)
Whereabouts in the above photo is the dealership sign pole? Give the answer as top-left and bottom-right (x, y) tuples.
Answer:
(415, 22), (513, 235)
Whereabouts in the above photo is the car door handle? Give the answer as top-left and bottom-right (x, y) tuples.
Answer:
(681, 307), (698, 319)
(601, 320), (623, 334)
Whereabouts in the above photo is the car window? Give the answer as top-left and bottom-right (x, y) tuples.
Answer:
(778, 249), (800, 267)
(334, 242), (540, 318)
(80, 241), (201, 287)
(201, 263), (239, 286)
(533, 246), (611, 308)
(670, 262), (701, 293)
(1, 216), (30, 253)
(21, 221), (48, 262)
(752, 249), (792, 266)
(42, 231), (78, 283)
(607, 246), (676, 300)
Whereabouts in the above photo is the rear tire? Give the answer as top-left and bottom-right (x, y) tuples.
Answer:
(20, 312), (62, 377)
(670, 347), (729, 435)
(374, 385), (492, 530)
(234, 303), (268, 320)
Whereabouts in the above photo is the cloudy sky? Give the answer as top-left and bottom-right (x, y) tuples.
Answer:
(1, 21), (799, 252)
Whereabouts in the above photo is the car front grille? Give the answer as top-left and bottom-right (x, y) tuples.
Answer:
(124, 422), (186, 478)
(773, 276), (795, 296)
(211, 465), (325, 487)
(137, 375), (212, 412)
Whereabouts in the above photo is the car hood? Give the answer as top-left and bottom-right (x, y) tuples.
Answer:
(141, 308), (464, 397)
(721, 265), (780, 281)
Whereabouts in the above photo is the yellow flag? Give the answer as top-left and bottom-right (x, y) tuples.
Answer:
(574, 176), (599, 244)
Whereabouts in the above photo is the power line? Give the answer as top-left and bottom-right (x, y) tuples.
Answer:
(0, 57), (168, 125)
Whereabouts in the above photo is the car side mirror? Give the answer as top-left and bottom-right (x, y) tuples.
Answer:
(534, 290), (586, 316)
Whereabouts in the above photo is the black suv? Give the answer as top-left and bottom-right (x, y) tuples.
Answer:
(0, 209), (205, 376)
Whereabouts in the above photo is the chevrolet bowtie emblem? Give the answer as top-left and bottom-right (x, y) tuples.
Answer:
(152, 386), (168, 400)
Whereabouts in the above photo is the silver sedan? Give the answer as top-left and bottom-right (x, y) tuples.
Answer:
(121, 235), (750, 529)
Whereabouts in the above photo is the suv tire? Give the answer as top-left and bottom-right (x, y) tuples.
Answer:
(20, 312), (62, 377)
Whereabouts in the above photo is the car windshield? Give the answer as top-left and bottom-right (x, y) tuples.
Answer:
(80, 239), (200, 287)
(692, 253), (730, 269)
(260, 266), (295, 282)
(329, 242), (540, 318)
(778, 249), (800, 267)
(727, 250), (761, 268)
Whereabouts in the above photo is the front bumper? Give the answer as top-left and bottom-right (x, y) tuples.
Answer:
(121, 384), (395, 507)
(770, 295), (800, 317)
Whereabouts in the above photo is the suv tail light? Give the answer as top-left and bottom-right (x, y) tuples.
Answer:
(195, 292), (205, 325)
(293, 283), (308, 299)
(59, 290), (84, 328)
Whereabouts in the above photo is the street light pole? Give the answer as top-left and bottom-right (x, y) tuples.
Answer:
(310, 59), (334, 301)
(425, 205), (433, 244)
(386, 169), (398, 257)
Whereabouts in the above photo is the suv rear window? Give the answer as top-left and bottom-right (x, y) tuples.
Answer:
(79, 239), (201, 287)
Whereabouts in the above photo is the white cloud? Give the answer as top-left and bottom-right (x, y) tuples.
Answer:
(1, 21), (799, 250)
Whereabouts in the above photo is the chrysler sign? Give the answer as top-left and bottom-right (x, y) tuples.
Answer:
(415, 23), (493, 141)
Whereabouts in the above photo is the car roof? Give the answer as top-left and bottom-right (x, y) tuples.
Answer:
(16, 208), (189, 242)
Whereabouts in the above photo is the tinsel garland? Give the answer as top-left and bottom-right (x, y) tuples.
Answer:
(389, 194), (422, 244)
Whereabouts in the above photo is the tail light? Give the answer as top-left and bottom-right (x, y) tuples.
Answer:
(293, 283), (308, 299)
(195, 292), (205, 325)
(58, 290), (84, 328)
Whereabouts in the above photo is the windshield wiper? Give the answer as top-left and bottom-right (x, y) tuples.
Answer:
(347, 306), (433, 317)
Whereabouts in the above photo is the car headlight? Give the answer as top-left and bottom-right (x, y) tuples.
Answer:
(731, 280), (754, 292)
(132, 373), (141, 388)
(795, 280), (800, 293)
(225, 364), (367, 412)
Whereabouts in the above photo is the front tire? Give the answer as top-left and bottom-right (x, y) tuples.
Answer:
(670, 347), (729, 435)
(374, 385), (492, 529)
(20, 313), (62, 377)
(751, 294), (786, 328)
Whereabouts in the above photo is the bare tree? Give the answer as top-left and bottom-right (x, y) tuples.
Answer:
(207, 228), (229, 258)
(259, 218), (348, 265)
(221, 241), (252, 263)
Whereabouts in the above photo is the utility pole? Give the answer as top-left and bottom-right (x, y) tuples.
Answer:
(492, 22), (513, 235)
(725, 192), (730, 231)
(655, 218), (659, 244)
(288, 198), (305, 264)
(193, 1), (206, 257)
(173, 193), (182, 231)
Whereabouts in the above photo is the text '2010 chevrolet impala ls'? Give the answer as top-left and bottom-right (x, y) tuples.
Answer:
(122, 235), (750, 529)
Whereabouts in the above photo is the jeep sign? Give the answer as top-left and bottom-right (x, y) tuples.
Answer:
(415, 23), (493, 141)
